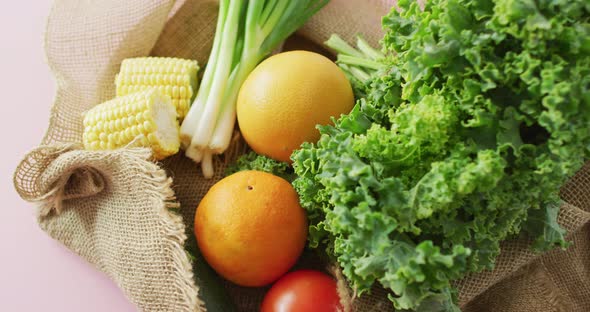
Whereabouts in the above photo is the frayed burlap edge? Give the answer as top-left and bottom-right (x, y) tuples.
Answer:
(14, 145), (206, 312)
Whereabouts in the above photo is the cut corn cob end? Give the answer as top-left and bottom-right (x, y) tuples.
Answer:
(115, 57), (199, 120)
(83, 89), (180, 160)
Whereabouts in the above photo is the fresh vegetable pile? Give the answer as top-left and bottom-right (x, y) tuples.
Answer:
(288, 0), (590, 310)
(77, 0), (590, 311)
(79, 1), (348, 310)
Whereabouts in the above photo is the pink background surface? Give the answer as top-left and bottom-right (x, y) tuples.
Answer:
(0, 1), (136, 311)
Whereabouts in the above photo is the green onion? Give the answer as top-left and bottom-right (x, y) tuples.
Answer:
(324, 34), (385, 83)
(180, 0), (329, 178)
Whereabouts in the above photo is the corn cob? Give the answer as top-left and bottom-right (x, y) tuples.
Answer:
(83, 89), (180, 160)
(115, 57), (199, 120)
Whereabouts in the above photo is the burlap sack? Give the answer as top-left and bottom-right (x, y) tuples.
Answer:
(13, 0), (590, 311)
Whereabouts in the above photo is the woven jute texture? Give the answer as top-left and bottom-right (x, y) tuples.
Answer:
(13, 0), (590, 311)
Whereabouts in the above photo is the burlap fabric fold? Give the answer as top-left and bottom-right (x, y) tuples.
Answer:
(13, 0), (590, 311)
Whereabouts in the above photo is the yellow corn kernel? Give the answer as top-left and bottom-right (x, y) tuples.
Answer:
(82, 89), (180, 160)
(115, 57), (199, 120)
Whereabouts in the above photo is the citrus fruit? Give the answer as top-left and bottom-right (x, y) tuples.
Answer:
(194, 170), (308, 287)
(236, 50), (354, 163)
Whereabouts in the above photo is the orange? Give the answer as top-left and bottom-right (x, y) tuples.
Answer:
(194, 170), (308, 287)
(236, 50), (354, 163)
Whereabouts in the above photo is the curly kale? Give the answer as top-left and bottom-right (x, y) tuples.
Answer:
(292, 0), (590, 310)
(226, 151), (294, 182)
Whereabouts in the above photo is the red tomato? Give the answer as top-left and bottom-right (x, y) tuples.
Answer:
(261, 270), (343, 312)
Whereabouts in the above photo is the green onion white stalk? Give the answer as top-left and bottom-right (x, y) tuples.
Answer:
(180, 0), (329, 178)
